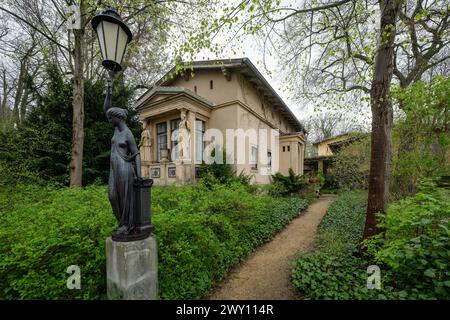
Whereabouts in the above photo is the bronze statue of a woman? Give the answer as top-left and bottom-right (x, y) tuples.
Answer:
(104, 72), (152, 241)
(107, 107), (141, 236)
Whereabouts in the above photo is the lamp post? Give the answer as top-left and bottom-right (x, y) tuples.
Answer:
(91, 9), (132, 72)
(91, 8), (132, 114)
(92, 8), (153, 242)
(92, 8), (157, 300)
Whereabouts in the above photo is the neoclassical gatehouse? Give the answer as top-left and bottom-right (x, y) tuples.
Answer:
(304, 132), (367, 176)
(134, 58), (306, 185)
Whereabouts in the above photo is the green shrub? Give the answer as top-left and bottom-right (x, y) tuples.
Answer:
(0, 66), (138, 186)
(365, 180), (450, 299)
(292, 183), (450, 300)
(0, 185), (115, 299)
(330, 150), (370, 190)
(323, 173), (338, 190)
(270, 168), (308, 196)
(0, 161), (43, 187)
(234, 170), (254, 188)
(292, 251), (380, 300)
(199, 163), (236, 186)
(391, 77), (450, 199)
(0, 181), (308, 300)
(197, 146), (256, 194)
(152, 181), (308, 299)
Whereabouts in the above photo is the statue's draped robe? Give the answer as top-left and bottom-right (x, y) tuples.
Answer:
(140, 130), (151, 162)
(109, 127), (137, 231)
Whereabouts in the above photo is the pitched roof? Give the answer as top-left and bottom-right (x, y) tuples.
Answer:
(312, 132), (368, 146)
(135, 86), (214, 110)
(312, 133), (354, 145)
(134, 58), (304, 132)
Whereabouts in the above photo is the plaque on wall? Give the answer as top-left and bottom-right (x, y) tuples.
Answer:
(168, 166), (176, 178)
(150, 167), (160, 178)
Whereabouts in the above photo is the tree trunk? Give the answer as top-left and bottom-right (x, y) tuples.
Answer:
(364, 0), (402, 239)
(19, 79), (29, 121)
(12, 61), (26, 123)
(0, 69), (8, 122)
(69, 2), (86, 187)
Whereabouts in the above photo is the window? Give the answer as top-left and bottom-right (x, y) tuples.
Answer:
(156, 122), (167, 162)
(283, 146), (285, 152)
(251, 146), (258, 170)
(210, 80), (213, 89)
(170, 118), (181, 160)
(195, 120), (205, 163)
(287, 146), (290, 152)
(267, 152), (272, 171)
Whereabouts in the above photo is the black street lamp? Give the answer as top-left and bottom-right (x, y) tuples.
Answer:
(91, 9), (133, 72)
(92, 8), (153, 242)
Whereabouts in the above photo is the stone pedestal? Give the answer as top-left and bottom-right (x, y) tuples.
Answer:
(176, 161), (192, 185)
(106, 236), (158, 300)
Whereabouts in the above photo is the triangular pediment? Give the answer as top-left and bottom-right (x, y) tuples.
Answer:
(135, 86), (214, 111)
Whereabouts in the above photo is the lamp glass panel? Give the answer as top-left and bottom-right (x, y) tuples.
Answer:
(116, 26), (128, 65)
(95, 22), (107, 61)
(102, 20), (119, 62)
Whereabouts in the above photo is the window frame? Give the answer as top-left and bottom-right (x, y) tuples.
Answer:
(251, 146), (258, 170)
(156, 122), (167, 162)
(195, 119), (206, 164)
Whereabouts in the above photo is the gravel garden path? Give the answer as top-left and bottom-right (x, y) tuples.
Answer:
(208, 195), (337, 300)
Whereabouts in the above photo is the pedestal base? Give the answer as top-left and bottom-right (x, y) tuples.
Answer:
(111, 226), (153, 242)
(106, 236), (158, 300)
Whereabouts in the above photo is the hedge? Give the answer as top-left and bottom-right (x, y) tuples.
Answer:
(0, 181), (308, 299)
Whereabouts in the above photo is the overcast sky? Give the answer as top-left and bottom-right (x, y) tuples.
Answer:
(160, 0), (318, 123)
(0, 0), (371, 130)
(180, 0), (372, 128)
(196, 34), (314, 121)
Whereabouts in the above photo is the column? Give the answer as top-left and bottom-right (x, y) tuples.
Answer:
(290, 141), (296, 174)
(318, 159), (324, 173)
(189, 110), (197, 182)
